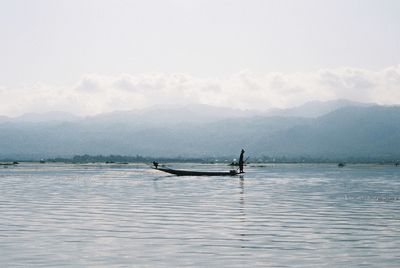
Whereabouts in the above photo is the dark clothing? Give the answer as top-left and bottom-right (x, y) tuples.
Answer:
(239, 150), (245, 173)
(153, 161), (159, 169)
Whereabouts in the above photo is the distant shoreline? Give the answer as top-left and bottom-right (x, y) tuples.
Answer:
(1, 154), (399, 166)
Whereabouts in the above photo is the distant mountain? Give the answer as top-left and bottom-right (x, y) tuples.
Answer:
(0, 104), (399, 161)
(0, 115), (10, 123)
(0, 100), (373, 124)
(266, 99), (375, 118)
(248, 105), (400, 159)
(83, 104), (260, 127)
(14, 111), (81, 123)
(3, 104), (259, 125)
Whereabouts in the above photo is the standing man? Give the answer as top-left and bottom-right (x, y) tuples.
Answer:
(239, 149), (245, 173)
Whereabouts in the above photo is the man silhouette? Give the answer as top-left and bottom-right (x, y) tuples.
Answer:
(239, 149), (245, 173)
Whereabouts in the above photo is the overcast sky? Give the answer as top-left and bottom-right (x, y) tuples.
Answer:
(1, 0), (399, 116)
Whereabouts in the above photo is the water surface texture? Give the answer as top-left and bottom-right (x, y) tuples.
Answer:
(1, 163), (399, 267)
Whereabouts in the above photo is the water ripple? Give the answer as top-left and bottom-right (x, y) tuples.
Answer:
(0, 163), (399, 267)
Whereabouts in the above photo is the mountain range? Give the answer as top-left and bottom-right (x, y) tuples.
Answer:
(0, 100), (399, 161)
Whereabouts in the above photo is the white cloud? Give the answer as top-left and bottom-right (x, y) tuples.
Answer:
(1, 65), (400, 116)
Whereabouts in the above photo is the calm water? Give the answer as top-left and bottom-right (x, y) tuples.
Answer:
(0, 163), (399, 267)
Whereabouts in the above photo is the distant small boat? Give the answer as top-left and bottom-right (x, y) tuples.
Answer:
(338, 162), (346, 167)
(155, 167), (239, 176)
(0, 162), (18, 166)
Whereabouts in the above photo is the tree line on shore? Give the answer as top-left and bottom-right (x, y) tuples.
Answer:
(41, 154), (400, 165)
(2, 154), (399, 165)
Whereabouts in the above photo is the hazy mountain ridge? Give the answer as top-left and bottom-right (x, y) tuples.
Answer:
(0, 101), (399, 160)
(265, 99), (375, 118)
(258, 106), (400, 158)
(1, 99), (370, 124)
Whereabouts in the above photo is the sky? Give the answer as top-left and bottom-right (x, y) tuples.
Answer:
(0, 0), (399, 116)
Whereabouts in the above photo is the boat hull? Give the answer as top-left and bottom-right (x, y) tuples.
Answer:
(155, 167), (238, 176)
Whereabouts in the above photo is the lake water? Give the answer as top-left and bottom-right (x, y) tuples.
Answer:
(0, 163), (399, 267)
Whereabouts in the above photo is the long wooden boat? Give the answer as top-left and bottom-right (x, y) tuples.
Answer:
(155, 167), (239, 176)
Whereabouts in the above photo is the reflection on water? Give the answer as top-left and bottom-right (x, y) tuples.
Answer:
(0, 163), (400, 267)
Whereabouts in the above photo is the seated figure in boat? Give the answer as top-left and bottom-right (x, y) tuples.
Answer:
(153, 161), (159, 169)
